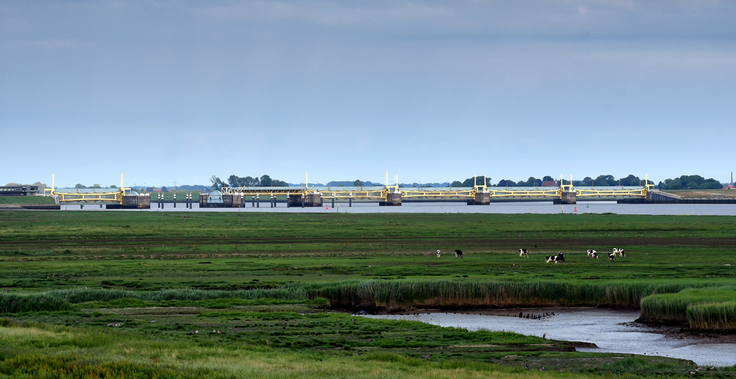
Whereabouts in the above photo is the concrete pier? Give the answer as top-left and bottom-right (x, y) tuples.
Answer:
(380, 192), (402, 206)
(467, 191), (490, 205)
(306, 193), (322, 207)
(287, 195), (302, 207)
(287, 193), (323, 207)
(553, 191), (577, 205)
(223, 194), (243, 207)
(107, 195), (151, 209)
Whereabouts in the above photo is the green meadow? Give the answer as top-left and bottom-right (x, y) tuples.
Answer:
(1, 210), (736, 378)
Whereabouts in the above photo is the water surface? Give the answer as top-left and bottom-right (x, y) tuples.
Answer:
(364, 308), (736, 367)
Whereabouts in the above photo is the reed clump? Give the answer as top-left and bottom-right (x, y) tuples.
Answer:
(306, 279), (692, 310)
(48, 286), (307, 304)
(687, 301), (736, 330)
(0, 293), (74, 313)
(640, 286), (736, 330)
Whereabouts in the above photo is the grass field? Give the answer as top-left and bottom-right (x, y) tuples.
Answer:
(1, 210), (735, 378)
(0, 196), (56, 205)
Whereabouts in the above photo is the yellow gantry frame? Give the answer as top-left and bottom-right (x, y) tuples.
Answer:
(221, 173), (654, 201)
(44, 173), (653, 205)
(222, 174), (652, 202)
(43, 173), (132, 204)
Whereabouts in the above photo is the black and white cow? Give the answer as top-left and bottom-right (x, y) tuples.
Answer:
(519, 248), (529, 258)
(613, 248), (626, 258)
(607, 252), (615, 262)
(587, 249), (598, 259)
(455, 249), (464, 258)
(545, 252), (564, 263)
(436, 249), (442, 259)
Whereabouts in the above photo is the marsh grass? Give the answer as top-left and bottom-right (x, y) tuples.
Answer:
(0, 293), (73, 313)
(0, 211), (733, 376)
(48, 286), (307, 303)
(0, 353), (236, 379)
(640, 286), (736, 329)
(307, 279), (695, 310)
(688, 301), (736, 330)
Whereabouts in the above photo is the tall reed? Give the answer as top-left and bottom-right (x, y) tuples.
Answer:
(0, 293), (73, 313)
(305, 279), (692, 310)
(687, 301), (736, 330)
(640, 286), (736, 321)
(48, 286), (307, 304)
(640, 286), (736, 328)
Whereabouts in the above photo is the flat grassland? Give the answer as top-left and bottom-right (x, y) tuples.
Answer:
(1, 210), (735, 378)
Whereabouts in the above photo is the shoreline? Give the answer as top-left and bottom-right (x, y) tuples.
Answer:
(350, 306), (736, 343)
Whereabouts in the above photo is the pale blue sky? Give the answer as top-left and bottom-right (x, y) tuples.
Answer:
(2, 1), (735, 187)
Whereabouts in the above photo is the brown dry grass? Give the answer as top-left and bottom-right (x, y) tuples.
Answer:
(665, 189), (736, 198)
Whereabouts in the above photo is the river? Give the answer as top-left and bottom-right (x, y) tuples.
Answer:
(363, 308), (736, 367)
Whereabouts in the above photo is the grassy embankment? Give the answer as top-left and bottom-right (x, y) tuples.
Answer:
(1, 211), (736, 377)
(640, 286), (736, 329)
(665, 189), (736, 198)
(0, 196), (55, 205)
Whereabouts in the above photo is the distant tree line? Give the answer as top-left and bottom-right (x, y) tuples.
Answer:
(449, 174), (725, 189)
(326, 180), (381, 187)
(657, 175), (723, 190)
(210, 174), (288, 190)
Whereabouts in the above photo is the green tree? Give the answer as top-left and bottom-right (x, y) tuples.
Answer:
(594, 175), (616, 186)
(542, 176), (554, 182)
(353, 179), (364, 187)
(210, 175), (225, 190)
(228, 175), (242, 187)
(522, 177), (542, 187)
(700, 179), (723, 189)
(75, 183), (86, 189)
(664, 178), (682, 189)
(450, 181), (463, 187)
(110, 184), (117, 188)
(92, 184), (101, 188)
(619, 174), (641, 186)
(582, 177), (593, 186)
(259, 175), (272, 187)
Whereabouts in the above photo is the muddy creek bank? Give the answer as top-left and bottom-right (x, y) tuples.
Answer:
(362, 307), (736, 367)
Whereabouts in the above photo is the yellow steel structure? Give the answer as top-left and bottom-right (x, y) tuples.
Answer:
(221, 174), (653, 202)
(45, 172), (653, 205)
(43, 173), (132, 204)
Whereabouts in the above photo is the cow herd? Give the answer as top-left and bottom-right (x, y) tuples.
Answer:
(434, 247), (627, 263)
(539, 248), (626, 263)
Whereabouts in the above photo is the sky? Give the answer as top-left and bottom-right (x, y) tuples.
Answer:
(1, 0), (735, 188)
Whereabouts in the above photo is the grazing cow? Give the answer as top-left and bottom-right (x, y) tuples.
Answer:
(519, 248), (529, 258)
(608, 252), (615, 262)
(587, 249), (598, 259)
(545, 255), (555, 263)
(436, 249), (441, 259)
(556, 252), (565, 262)
(613, 248), (626, 258)
(455, 249), (464, 258)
